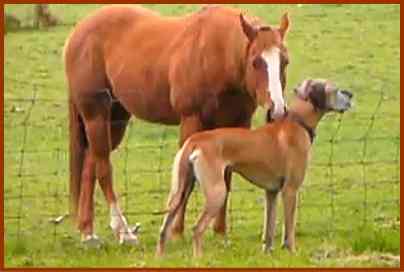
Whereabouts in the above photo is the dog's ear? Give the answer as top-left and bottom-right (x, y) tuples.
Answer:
(308, 83), (327, 111)
(295, 79), (312, 100)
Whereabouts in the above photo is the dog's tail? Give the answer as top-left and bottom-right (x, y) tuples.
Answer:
(166, 142), (197, 213)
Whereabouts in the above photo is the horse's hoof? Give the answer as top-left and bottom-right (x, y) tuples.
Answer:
(81, 234), (102, 248)
(129, 223), (141, 235)
(119, 232), (138, 246)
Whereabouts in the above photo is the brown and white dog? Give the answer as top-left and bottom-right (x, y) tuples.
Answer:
(157, 79), (353, 257)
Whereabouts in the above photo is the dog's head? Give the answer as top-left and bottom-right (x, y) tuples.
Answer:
(294, 79), (353, 113)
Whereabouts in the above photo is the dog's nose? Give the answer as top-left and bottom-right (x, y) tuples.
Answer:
(341, 90), (353, 98)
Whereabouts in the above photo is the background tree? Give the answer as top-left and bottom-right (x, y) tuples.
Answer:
(33, 4), (60, 28)
(4, 12), (21, 34)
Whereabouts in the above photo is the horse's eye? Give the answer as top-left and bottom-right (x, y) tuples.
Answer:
(253, 56), (266, 69)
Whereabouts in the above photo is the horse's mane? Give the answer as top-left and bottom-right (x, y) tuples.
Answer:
(109, 4), (160, 16)
(198, 4), (265, 31)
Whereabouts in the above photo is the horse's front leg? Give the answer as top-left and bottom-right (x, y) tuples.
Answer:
(212, 114), (253, 236)
(169, 114), (203, 239)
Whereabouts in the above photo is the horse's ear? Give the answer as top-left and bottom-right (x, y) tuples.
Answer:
(240, 14), (257, 42)
(279, 12), (290, 39)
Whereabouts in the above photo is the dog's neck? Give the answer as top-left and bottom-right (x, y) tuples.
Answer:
(286, 98), (326, 142)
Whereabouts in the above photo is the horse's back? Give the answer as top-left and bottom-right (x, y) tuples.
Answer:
(63, 4), (164, 111)
(64, 5), (158, 66)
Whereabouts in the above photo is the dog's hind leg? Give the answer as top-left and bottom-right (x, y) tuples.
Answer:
(156, 205), (178, 257)
(192, 154), (227, 258)
(193, 185), (227, 258)
(262, 190), (279, 253)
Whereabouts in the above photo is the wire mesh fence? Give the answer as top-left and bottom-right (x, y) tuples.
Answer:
(4, 4), (400, 255)
(5, 86), (400, 244)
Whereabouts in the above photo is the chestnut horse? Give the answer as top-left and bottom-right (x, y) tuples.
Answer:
(64, 5), (290, 245)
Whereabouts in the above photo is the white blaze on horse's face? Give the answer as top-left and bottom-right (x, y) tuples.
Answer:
(262, 47), (285, 119)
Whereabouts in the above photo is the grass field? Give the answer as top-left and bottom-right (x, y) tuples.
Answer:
(4, 4), (400, 268)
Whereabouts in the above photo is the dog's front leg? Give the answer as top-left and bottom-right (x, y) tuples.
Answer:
(262, 190), (279, 253)
(281, 186), (298, 253)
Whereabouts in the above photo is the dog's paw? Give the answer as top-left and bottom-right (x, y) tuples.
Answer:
(281, 243), (296, 254)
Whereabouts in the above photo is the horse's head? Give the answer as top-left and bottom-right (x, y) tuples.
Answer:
(241, 12), (290, 119)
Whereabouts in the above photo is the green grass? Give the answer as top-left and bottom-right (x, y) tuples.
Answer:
(4, 4), (400, 268)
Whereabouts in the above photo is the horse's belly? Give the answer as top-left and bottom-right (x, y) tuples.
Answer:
(113, 87), (180, 125)
(107, 54), (180, 125)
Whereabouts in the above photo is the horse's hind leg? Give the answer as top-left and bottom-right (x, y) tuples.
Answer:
(76, 90), (113, 246)
(78, 148), (98, 245)
(191, 157), (227, 258)
(110, 101), (130, 150)
(95, 101), (137, 245)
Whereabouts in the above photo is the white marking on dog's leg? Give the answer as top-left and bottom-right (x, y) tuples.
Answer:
(189, 149), (203, 182)
(262, 47), (285, 118)
(189, 149), (201, 162)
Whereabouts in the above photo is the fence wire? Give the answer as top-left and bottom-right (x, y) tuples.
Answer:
(4, 88), (400, 242)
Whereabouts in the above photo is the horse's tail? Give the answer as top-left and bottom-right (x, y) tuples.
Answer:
(166, 142), (197, 213)
(68, 97), (87, 221)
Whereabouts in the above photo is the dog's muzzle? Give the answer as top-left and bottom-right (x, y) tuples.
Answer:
(335, 89), (353, 113)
